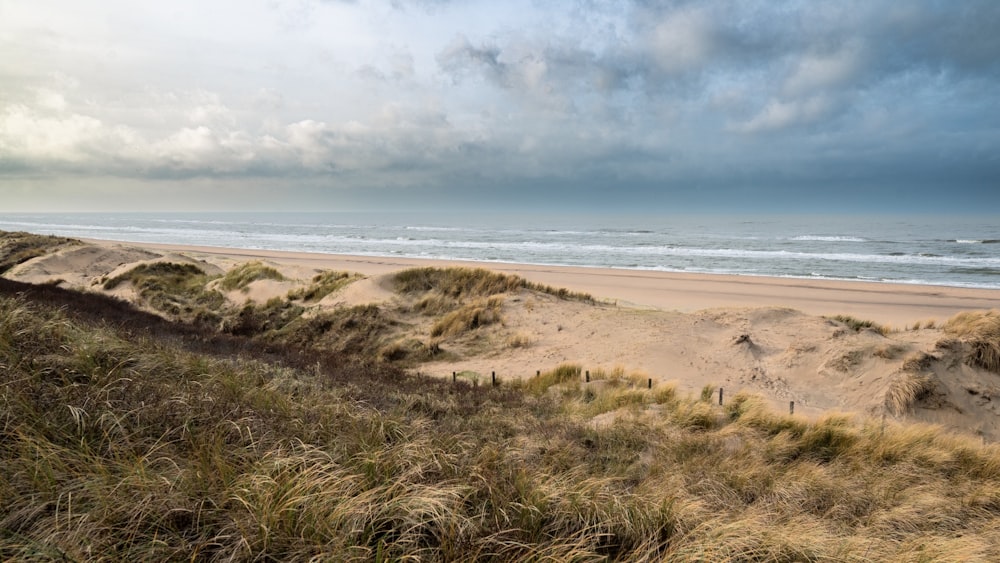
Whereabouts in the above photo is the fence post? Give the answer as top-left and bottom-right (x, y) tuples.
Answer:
(492, 371), (496, 387)
(719, 387), (724, 405)
(585, 370), (590, 383)
(648, 378), (652, 389)
(452, 371), (456, 384)
(789, 401), (795, 415)
(536, 370), (540, 378)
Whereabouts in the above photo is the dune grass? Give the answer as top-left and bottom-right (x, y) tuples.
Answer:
(829, 314), (890, 336)
(0, 230), (78, 274)
(287, 270), (358, 303)
(102, 261), (224, 318)
(945, 309), (1000, 374)
(218, 260), (285, 291)
(395, 267), (594, 303)
(3, 293), (1000, 560)
(430, 296), (504, 338)
(884, 372), (936, 415)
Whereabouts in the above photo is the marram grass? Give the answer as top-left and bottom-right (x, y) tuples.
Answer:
(3, 293), (1000, 561)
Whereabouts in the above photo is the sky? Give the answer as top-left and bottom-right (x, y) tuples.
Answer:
(1, 0), (998, 213)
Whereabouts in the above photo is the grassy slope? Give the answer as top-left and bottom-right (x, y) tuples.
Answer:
(3, 280), (1000, 561)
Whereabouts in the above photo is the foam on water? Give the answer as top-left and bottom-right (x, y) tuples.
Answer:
(1, 212), (998, 289)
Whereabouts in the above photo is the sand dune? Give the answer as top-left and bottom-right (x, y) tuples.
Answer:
(8, 237), (1000, 440)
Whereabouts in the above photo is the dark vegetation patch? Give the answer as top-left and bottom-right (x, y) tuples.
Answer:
(0, 230), (79, 274)
(103, 261), (225, 319)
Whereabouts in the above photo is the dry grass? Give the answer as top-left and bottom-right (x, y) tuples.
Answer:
(4, 292), (1000, 560)
(505, 332), (533, 348)
(218, 260), (285, 291)
(884, 372), (936, 415)
(430, 296), (504, 338)
(394, 267), (594, 303)
(520, 363), (583, 395)
(102, 262), (224, 318)
(287, 270), (357, 303)
(0, 230), (79, 274)
(945, 309), (1000, 373)
(874, 343), (908, 359)
(7, 234), (1000, 560)
(830, 314), (890, 336)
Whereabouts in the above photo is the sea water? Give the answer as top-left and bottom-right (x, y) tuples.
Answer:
(1, 212), (998, 290)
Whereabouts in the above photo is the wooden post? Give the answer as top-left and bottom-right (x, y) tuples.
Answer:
(585, 370), (589, 383)
(719, 387), (724, 405)
(492, 371), (496, 387)
(648, 378), (652, 389)
(452, 371), (456, 384)
(789, 401), (795, 415)
(536, 370), (540, 378)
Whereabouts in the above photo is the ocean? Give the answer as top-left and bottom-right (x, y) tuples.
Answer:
(1, 212), (999, 290)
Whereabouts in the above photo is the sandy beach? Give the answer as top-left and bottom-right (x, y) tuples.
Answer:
(130, 239), (1000, 328)
(7, 236), (1000, 438)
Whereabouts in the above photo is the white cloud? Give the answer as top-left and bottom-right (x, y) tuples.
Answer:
(734, 96), (834, 133)
(0, 104), (127, 165)
(648, 7), (715, 75)
(783, 42), (866, 96)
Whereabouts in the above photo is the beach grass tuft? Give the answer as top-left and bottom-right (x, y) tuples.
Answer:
(945, 309), (1000, 373)
(884, 372), (936, 415)
(430, 296), (504, 338)
(218, 260), (285, 291)
(830, 314), (890, 336)
(287, 270), (358, 302)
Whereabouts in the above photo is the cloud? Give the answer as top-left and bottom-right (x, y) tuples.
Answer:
(733, 96), (836, 134)
(646, 6), (716, 75)
(782, 42), (866, 96)
(1, 0), (998, 211)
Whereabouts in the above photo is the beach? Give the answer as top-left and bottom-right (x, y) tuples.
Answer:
(131, 239), (1000, 327)
(8, 235), (1000, 437)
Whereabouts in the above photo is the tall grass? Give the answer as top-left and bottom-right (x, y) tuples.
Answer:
(945, 309), (1000, 373)
(5, 258), (1000, 560)
(430, 296), (504, 338)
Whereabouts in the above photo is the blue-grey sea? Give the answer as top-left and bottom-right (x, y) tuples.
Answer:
(1, 212), (999, 290)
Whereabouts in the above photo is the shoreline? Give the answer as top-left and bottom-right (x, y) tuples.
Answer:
(89, 238), (1000, 326)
